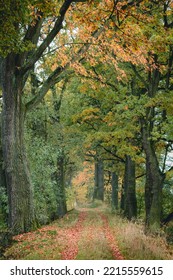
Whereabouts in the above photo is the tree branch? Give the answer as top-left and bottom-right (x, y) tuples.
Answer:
(77, 71), (118, 91)
(26, 25), (104, 111)
(20, 0), (84, 75)
(136, 173), (146, 179)
(26, 67), (72, 111)
(131, 64), (148, 89)
(98, 144), (125, 163)
(23, 14), (44, 45)
(25, 0), (145, 111)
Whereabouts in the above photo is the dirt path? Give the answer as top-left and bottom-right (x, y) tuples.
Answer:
(75, 207), (124, 259)
(61, 211), (87, 259)
(60, 209), (124, 260)
(99, 213), (124, 260)
(4, 208), (124, 260)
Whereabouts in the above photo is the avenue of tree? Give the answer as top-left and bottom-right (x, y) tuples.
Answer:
(0, 0), (173, 236)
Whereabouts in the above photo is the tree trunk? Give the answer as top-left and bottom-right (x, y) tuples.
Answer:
(124, 155), (137, 220)
(93, 158), (104, 201)
(111, 172), (118, 210)
(93, 161), (98, 200)
(145, 159), (153, 225)
(141, 120), (164, 232)
(120, 180), (125, 211)
(0, 117), (7, 224)
(2, 55), (35, 235)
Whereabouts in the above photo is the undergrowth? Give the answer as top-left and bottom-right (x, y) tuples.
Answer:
(108, 213), (173, 260)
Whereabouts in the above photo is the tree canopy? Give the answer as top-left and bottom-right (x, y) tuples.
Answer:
(0, 0), (173, 238)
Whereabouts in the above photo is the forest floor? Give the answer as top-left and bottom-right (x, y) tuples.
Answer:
(3, 205), (173, 260)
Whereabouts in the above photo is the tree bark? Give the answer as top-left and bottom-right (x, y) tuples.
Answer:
(124, 155), (137, 220)
(0, 113), (7, 224)
(93, 158), (104, 201)
(141, 119), (165, 232)
(120, 181), (125, 212)
(111, 172), (118, 210)
(2, 55), (35, 234)
(145, 157), (153, 225)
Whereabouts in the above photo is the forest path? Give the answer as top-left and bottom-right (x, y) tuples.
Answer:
(4, 207), (124, 260)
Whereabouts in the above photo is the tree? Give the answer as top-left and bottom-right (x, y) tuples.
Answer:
(123, 155), (137, 220)
(111, 171), (119, 210)
(0, 0), (88, 234)
(93, 155), (104, 201)
(129, 0), (173, 230)
(1, 0), (170, 235)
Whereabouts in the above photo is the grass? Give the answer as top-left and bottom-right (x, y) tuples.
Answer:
(107, 213), (173, 260)
(76, 233), (113, 260)
(76, 211), (113, 259)
(2, 206), (173, 260)
(3, 210), (80, 260)
(87, 200), (108, 209)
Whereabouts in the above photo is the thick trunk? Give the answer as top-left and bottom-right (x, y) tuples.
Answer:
(0, 125), (7, 224)
(93, 158), (104, 201)
(111, 172), (118, 210)
(145, 160), (153, 224)
(0, 147), (6, 190)
(141, 121), (164, 232)
(2, 55), (35, 234)
(124, 155), (137, 220)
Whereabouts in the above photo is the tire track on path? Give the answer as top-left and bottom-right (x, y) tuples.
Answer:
(69, 207), (124, 260)
(99, 212), (124, 260)
(61, 211), (87, 260)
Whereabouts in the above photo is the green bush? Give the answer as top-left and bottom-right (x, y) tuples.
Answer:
(0, 186), (8, 229)
(25, 133), (59, 225)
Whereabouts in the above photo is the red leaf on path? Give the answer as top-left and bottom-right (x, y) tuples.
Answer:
(61, 212), (87, 260)
(100, 213), (124, 260)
